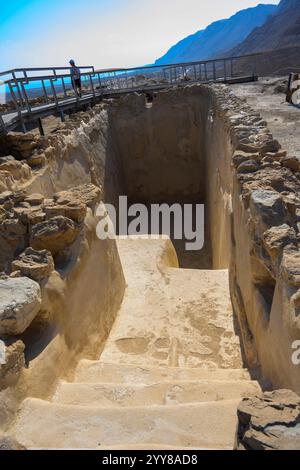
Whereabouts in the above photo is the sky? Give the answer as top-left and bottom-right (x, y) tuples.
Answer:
(0, 0), (280, 70)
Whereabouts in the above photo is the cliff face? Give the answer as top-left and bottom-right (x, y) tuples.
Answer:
(229, 0), (300, 55)
(155, 4), (276, 65)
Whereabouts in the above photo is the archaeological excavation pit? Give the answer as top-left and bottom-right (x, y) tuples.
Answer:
(102, 87), (233, 270)
(1, 84), (300, 449)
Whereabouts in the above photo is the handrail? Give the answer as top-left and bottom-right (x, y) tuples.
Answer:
(0, 65), (94, 78)
(94, 51), (265, 74)
(0, 53), (260, 135)
(0, 51), (265, 78)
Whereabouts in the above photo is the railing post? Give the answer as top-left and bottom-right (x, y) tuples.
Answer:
(89, 73), (96, 97)
(61, 77), (68, 99)
(223, 59), (227, 81)
(37, 118), (45, 136)
(97, 73), (103, 93)
(8, 81), (26, 130)
(50, 78), (60, 109)
(12, 71), (23, 106)
(42, 80), (49, 103)
(19, 79), (31, 112)
(0, 114), (5, 134)
(253, 54), (258, 78)
(213, 61), (216, 80)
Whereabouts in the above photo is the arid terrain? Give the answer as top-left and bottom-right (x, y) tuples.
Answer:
(0, 77), (300, 450)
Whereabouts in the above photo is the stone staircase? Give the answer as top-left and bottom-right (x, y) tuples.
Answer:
(9, 237), (261, 449)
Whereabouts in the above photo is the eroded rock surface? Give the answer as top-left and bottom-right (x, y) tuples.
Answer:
(236, 390), (300, 450)
(30, 216), (80, 256)
(0, 339), (25, 387)
(11, 248), (54, 282)
(0, 435), (26, 450)
(0, 277), (41, 335)
(0, 184), (99, 271)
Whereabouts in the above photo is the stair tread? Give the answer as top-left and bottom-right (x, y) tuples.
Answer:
(75, 360), (252, 383)
(54, 379), (260, 406)
(12, 398), (241, 450)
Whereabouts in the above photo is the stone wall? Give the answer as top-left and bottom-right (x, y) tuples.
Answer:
(205, 85), (300, 392)
(109, 90), (206, 203)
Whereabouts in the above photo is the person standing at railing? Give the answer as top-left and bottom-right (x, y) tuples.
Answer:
(69, 59), (82, 97)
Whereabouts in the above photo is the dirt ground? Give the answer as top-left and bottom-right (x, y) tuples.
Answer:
(230, 77), (300, 159)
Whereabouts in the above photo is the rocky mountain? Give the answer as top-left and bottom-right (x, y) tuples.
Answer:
(155, 4), (277, 65)
(229, 0), (300, 55)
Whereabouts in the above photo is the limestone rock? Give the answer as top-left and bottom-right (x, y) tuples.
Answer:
(0, 158), (32, 181)
(262, 224), (297, 262)
(236, 390), (300, 450)
(11, 248), (54, 282)
(0, 339), (25, 387)
(282, 156), (300, 173)
(26, 154), (46, 168)
(0, 132), (43, 160)
(0, 435), (26, 450)
(237, 160), (259, 174)
(54, 184), (102, 209)
(13, 205), (45, 225)
(0, 217), (27, 271)
(281, 251), (300, 287)
(0, 171), (15, 192)
(24, 193), (44, 206)
(232, 152), (260, 168)
(0, 277), (41, 335)
(0, 189), (26, 206)
(43, 200), (86, 224)
(249, 190), (288, 233)
(30, 216), (80, 256)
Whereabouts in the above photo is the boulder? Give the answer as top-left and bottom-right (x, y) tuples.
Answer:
(0, 277), (41, 335)
(0, 158), (32, 181)
(43, 200), (86, 224)
(249, 190), (288, 233)
(237, 160), (259, 174)
(26, 154), (46, 168)
(13, 205), (45, 225)
(30, 216), (80, 256)
(0, 339), (25, 387)
(262, 224), (297, 262)
(0, 218), (27, 271)
(53, 184), (102, 209)
(24, 193), (44, 206)
(0, 171), (15, 193)
(236, 390), (300, 450)
(11, 247), (54, 282)
(281, 250), (300, 287)
(282, 156), (300, 173)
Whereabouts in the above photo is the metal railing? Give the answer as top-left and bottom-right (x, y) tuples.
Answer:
(0, 53), (259, 134)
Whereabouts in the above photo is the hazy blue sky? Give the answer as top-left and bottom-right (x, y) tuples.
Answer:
(0, 0), (279, 70)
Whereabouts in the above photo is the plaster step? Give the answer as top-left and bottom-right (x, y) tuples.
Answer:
(75, 360), (252, 384)
(53, 379), (260, 407)
(12, 398), (241, 450)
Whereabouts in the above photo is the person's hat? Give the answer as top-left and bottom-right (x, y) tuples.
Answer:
(69, 59), (75, 65)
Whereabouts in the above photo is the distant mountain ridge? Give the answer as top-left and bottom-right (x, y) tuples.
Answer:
(228, 0), (300, 56)
(155, 4), (277, 65)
